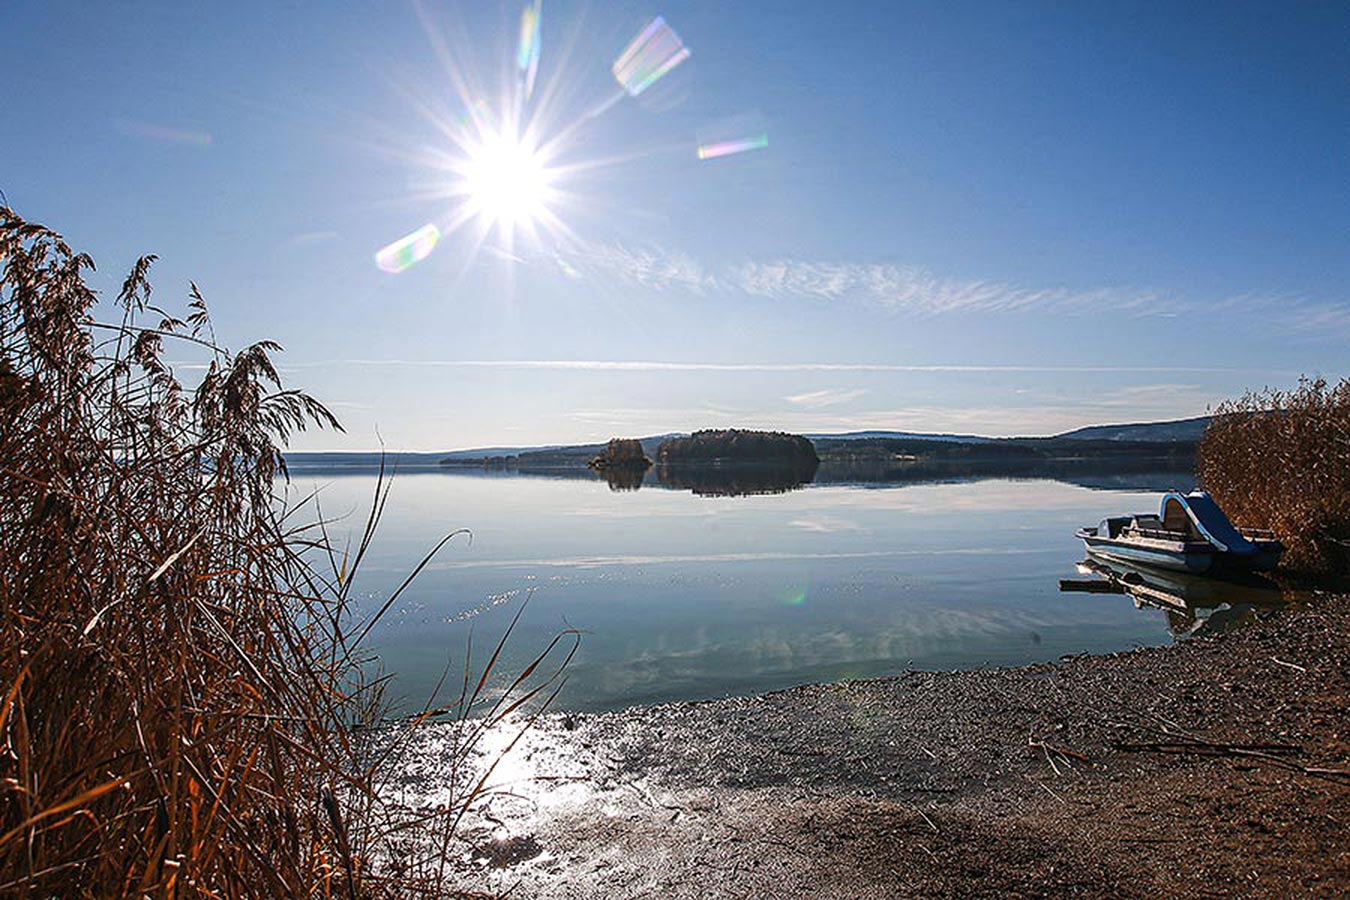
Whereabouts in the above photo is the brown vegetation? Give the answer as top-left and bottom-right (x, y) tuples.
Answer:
(1198, 377), (1350, 574)
(588, 437), (650, 470)
(0, 208), (573, 897)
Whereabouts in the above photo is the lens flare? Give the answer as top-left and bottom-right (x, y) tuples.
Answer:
(452, 99), (490, 133)
(375, 223), (441, 273)
(555, 254), (582, 279)
(517, 0), (542, 99)
(613, 17), (690, 97)
(697, 133), (768, 161)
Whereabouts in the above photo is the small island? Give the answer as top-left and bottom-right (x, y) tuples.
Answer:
(587, 437), (652, 472)
(654, 429), (820, 496)
(655, 429), (819, 467)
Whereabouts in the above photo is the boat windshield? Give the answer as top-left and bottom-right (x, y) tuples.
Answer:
(1163, 497), (1203, 540)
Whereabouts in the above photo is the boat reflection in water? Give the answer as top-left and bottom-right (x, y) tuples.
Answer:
(1060, 554), (1287, 638)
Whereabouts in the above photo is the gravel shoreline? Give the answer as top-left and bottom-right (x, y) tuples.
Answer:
(402, 592), (1350, 898)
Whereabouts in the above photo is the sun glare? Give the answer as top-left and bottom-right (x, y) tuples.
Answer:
(459, 130), (554, 231)
(376, 9), (696, 273)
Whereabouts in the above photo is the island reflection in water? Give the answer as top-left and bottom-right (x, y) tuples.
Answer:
(597, 460), (819, 496)
(281, 466), (1312, 713)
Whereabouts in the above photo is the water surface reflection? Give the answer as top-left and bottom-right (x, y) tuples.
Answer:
(288, 469), (1276, 712)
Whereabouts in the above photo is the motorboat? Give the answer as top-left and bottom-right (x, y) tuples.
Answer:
(1075, 490), (1283, 574)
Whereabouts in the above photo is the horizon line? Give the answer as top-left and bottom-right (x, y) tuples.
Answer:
(281, 412), (1212, 456)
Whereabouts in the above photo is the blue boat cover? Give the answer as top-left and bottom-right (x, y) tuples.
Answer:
(1159, 491), (1256, 555)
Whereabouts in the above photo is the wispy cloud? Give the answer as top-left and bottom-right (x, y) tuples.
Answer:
(553, 241), (1348, 332)
(564, 242), (714, 292)
(785, 388), (869, 408)
(1282, 301), (1350, 334)
(560, 241), (1171, 315)
(731, 259), (1158, 316)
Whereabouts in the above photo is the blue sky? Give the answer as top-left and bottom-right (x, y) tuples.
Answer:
(4, 1), (1347, 449)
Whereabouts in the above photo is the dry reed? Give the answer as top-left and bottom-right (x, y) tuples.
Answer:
(1198, 377), (1350, 574)
(0, 207), (575, 898)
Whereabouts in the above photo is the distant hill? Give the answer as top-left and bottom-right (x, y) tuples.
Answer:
(438, 433), (684, 463)
(810, 416), (1211, 444)
(1053, 416), (1211, 443)
(810, 416), (1211, 445)
(282, 451), (448, 472)
(438, 444), (569, 461)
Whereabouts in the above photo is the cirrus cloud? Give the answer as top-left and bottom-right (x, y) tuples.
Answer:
(784, 388), (869, 408)
(554, 241), (1348, 334)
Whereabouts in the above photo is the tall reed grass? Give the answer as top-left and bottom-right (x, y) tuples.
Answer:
(1198, 377), (1350, 575)
(0, 207), (575, 897)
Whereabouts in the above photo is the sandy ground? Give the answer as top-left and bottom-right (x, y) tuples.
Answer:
(395, 593), (1350, 899)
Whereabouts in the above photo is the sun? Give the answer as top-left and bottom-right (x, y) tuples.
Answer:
(458, 129), (555, 233)
(375, 8), (697, 274)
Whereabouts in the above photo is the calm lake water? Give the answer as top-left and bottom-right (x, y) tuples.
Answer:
(287, 468), (1224, 713)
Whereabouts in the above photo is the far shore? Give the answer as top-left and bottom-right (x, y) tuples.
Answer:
(397, 590), (1350, 898)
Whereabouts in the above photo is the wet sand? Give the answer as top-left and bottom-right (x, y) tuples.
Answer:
(399, 593), (1350, 899)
